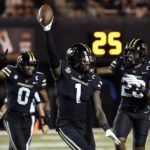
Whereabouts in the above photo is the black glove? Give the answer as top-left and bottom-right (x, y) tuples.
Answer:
(0, 49), (8, 66)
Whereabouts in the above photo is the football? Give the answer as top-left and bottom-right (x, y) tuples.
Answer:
(38, 4), (54, 26)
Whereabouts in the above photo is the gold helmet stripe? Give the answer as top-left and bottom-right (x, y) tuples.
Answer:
(30, 51), (36, 62)
(79, 43), (91, 53)
(132, 38), (141, 47)
(27, 51), (33, 62)
(129, 38), (135, 47)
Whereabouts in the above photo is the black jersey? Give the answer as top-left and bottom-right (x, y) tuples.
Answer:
(56, 60), (102, 125)
(1, 65), (46, 112)
(110, 57), (150, 111)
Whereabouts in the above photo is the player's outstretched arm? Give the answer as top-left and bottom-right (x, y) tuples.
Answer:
(96, 66), (113, 75)
(93, 90), (120, 145)
(44, 30), (61, 80)
(37, 4), (61, 80)
(96, 56), (123, 75)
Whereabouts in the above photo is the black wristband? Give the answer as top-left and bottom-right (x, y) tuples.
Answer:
(102, 124), (109, 131)
(40, 112), (51, 126)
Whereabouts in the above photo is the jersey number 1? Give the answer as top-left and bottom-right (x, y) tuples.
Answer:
(75, 83), (81, 103)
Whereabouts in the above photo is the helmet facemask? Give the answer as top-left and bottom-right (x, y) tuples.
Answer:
(24, 63), (38, 77)
(78, 51), (95, 74)
(123, 48), (141, 67)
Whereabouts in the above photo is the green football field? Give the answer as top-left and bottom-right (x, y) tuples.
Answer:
(0, 129), (150, 150)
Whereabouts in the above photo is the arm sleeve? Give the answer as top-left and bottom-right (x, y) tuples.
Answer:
(36, 73), (47, 91)
(45, 30), (60, 69)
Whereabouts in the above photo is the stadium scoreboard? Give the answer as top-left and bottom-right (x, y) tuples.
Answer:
(92, 31), (122, 56)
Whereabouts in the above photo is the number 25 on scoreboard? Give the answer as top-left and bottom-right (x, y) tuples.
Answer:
(92, 31), (122, 55)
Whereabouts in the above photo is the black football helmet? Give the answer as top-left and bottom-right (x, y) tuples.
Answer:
(16, 51), (39, 76)
(66, 43), (95, 74)
(123, 38), (148, 67)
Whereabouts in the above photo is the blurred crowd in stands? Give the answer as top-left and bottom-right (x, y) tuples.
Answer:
(0, 0), (149, 18)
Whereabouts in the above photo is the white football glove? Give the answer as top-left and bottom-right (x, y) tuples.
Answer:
(105, 129), (121, 145)
(37, 11), (54, 31)
(126, 75), (141, 88)
(121, 77), (132, 88)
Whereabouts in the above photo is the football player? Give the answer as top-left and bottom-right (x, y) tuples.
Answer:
(97, 38), (150, 150)
(37, 14), (120, 149)
(0, 51), (50, 150)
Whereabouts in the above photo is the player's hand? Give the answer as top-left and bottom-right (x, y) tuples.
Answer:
(126, 75), (141, 88)
(37, 11), (54, 31)
(105, 129), (121, 145)
(41, 124), (49, 134)
(0, 49), (8, 66)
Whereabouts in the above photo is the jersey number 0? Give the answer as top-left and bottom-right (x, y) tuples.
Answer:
(17, 87), (30, 105)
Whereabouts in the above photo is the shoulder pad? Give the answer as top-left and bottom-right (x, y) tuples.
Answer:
(91, 73), (101, 80)
(91, 73), (103, 85)
(60, 60), (72, 73)
(34, 72), (47, 90)
(34, 71), (45, 79)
